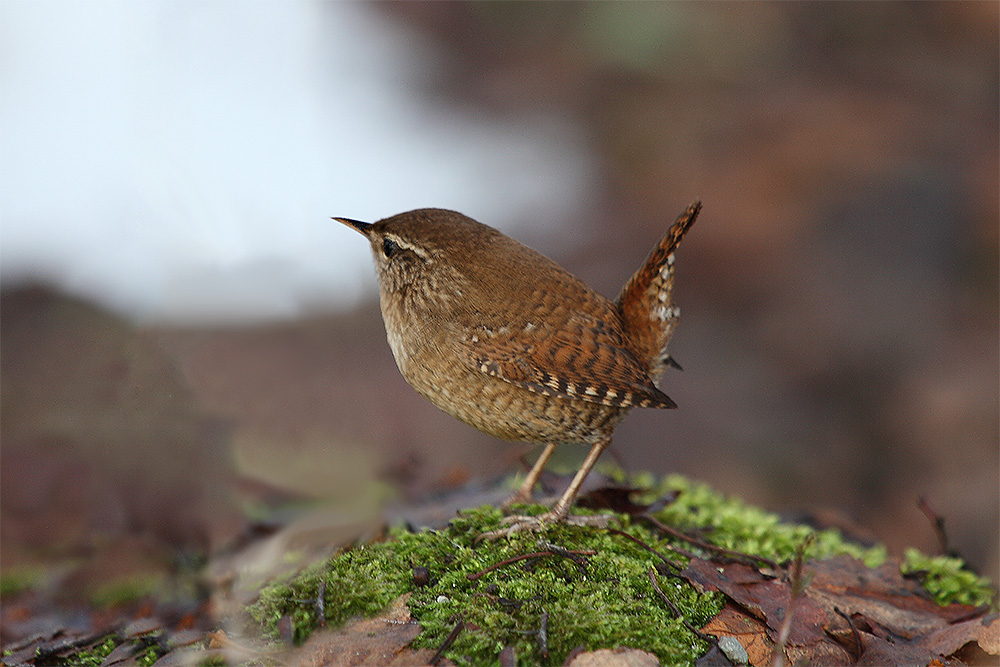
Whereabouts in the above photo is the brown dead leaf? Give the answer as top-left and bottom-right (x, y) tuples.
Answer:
(284, 594), (445, 667)
(701, 603), (782, 667)
(686, 554), (991, 667)
(917, 613), (1000, 657)
(783, 639), (855, 667)
(806, 555), (982, 639)
(851, 630), (940, 667)
(97, 640), (140, 667)
(682, 558), (827, 645)
(121, 617), (163, 639)
(565, 646), (660, 667)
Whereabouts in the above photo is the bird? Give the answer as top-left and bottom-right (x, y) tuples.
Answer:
(335, 201), (699, 537)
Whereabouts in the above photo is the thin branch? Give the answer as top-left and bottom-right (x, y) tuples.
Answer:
(540, 542), (591, 574)
(917, 495), (951, 556)
(537, 611), (550, 660)
(607, 528), (689, 566)
(771, 534), (814, 667)
(641, 513), (779, 570)
(315, 580), (326, 627)
(647, 566), (715, 644)
(430, 620), (463, 666)
(833, 606), (862, 662)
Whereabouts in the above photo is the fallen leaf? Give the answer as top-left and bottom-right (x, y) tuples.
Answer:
(917, 613), (1000, 657)
(285, 594), (439, 667)
(682, 558), (827, 645)
(685, 554), (991, 667)
(701, 603), (780, 667)
(806, 555), (981, 639)
(565, 646), (660, 667)
(122, 617), (162, 638)
(852, 630), (940, 667)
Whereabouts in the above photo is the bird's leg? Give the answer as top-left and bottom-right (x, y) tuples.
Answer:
(546, 437), (608, 521)
(501, 442), (558, 511)
(482, 437), (614, 540)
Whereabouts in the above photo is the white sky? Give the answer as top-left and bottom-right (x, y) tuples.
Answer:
(0, 1), (595, 323)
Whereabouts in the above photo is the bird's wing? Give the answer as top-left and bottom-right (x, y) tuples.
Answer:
(464, 307), (676, 409)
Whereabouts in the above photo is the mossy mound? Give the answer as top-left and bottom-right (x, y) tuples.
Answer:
(248, 475), (994, 666)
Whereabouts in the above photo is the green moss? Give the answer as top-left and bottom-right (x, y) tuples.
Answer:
(250, 505), (719, 664)
(414, 509), (720, 664)
(136, 644), (161, 667)
(654, 476), (993, 607)
(250, 531), (432, 644)
(901, 548), (994, 607)
(57, 636), (117, 667)
(649, 475), (888, 565)
(43, 636), (168, 667)
(0, 566), (44, 599)
(248, 475), (994, 666)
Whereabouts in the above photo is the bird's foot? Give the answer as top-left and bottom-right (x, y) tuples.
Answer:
(478, 511), (617, 541)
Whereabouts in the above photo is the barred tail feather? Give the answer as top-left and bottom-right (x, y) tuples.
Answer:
(616, 201), (700, 382)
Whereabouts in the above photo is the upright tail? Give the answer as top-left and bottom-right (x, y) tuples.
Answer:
(616, 201), (701, 383)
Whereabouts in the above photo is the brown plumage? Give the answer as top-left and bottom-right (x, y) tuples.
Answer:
(618, 200), (701, 382)
(336, 202), (699, 536)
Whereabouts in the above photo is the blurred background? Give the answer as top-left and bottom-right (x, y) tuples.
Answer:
(2, 0), (997, 618)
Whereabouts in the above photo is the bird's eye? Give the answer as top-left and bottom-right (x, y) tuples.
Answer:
(382, 238), (400, 258)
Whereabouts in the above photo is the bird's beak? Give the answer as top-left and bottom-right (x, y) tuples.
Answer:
(333, 217), (373, 237)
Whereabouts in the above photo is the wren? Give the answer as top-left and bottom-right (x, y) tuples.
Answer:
(336, 202), (700, 536)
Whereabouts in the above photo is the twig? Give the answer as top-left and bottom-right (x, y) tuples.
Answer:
(641, 513), (779, 569)
(540, 541), (592, 575)
(538, 611), (550, 660)
(647, 566), (715, 644)
(607, 528), (689, 566)
(770, 534), (814, 667)
(833, 606), (862, 661)
(466, 548), (596, 581)
(315, 580), (326, 627)
(430, 620), (463, 666)
(474, 583), (540, 610)
(917, 495), (951, 556)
